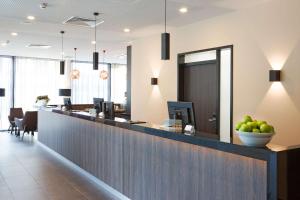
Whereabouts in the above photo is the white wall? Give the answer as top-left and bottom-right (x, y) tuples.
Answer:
(131, 0), (300, 146)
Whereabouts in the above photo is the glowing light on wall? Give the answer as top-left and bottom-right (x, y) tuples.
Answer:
(268, 54), (288, 70)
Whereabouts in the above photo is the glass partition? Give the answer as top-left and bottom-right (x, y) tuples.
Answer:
(0, 57), (13, 130)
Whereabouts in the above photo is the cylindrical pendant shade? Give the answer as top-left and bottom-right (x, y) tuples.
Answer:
(59, 89), (71, 97)
(93, 52), (99, 70)
(60, 61), (65, 75)
(0, 88), (5, 97)
(161, 33), (170, 60)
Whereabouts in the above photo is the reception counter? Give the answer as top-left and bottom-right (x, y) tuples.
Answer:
(38, 110), (300, 200)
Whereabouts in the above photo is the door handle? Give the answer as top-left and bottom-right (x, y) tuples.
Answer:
(208, 113), (217, 122)
(208, 117), (217, 122)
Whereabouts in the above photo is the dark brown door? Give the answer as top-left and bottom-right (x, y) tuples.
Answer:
(179, 60), (219, 135)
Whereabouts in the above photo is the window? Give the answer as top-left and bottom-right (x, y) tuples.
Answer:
(0, 56), (127, 130)
(71, 62), (109, 104)
(111, 64), (127, 104)
(14, 57), (63, 111)
(0, 57), (13, 130)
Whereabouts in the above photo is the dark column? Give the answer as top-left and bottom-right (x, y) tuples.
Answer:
(126, 46), (132, 118)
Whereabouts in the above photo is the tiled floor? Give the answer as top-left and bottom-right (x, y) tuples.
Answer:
(0, 131), (118, 200)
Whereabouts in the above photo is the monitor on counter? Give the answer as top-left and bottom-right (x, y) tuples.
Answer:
(63, 98), (72, 110)
(167, 101), (196, 128)
(103, 101), (115, 119)
(93, 98), (104, 113)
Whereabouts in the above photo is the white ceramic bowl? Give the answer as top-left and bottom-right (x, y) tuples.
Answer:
(235, 131), (275, 147)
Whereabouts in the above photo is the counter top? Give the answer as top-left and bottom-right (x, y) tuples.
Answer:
(50, 109), (299, 161)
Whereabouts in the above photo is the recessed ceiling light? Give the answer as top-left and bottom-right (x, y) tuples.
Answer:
(1, 40), (10, 47)
(11, 32), (18, 36)
(91, 41), (96, 45)
(27, 15), (35, 20)
(179, 7), (188, 13)
(123, 28), (130, 33)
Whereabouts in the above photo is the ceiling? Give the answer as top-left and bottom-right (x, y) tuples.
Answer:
(0, 0), (270, 64)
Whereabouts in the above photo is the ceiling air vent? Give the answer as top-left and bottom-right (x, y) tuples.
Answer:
(63, 16), (104, 28)
(26, 44), (51, 49)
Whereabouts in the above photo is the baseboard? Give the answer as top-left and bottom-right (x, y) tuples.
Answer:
(38, 141), (131, 200)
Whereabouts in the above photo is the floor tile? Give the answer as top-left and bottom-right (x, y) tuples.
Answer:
(0, 186), (14, 200)
(0, 132), (118, 200)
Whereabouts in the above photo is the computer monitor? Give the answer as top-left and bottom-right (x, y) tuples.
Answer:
(167, 101), (196, 129)
(102, 101), (115, 119)
(63, 98), (72, 110)
(93, 98), (104, 114)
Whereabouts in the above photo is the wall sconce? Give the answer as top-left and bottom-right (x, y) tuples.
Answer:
(151, 78), (158, 85)
(0, 88), (5, 97)
(269, 70), (281, 82)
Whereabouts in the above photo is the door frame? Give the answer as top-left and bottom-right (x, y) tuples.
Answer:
(177, 45), (233, 141)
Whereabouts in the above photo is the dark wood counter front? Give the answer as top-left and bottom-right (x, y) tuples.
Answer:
(38, 110), (300, 200)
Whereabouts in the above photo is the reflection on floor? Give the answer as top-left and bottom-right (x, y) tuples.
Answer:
(0, 132), (117, 200)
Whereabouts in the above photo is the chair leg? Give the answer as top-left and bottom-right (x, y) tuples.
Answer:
(12, 125), (16, 135)
(22, 131), (26, 140)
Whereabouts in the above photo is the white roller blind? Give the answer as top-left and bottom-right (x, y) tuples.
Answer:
(14, 57), (63, 111)
(71, 62), (109, 104)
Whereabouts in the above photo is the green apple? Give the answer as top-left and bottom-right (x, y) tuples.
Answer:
(252, 128), (260, 133)
(257, 120), (267, 127)
(243, 115), (253, 123)
(239, 124), (251, 132)
(247, 121), (258, 129)
(235, 122), (244, 130)
(260, 124), (272, 133)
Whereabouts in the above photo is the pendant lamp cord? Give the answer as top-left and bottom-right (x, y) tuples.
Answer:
(94, 14), (97, 52)
(102, 50), (105, 98)
(61, 31), (64, 60)
(103, 50), (105, 63)
(74, 48), (77, 69)
(164, 0), (167, 33)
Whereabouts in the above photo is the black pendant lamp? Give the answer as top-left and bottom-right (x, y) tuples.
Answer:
(0, 88), (5, 97)
(161, 0), (170, 60)
(60, 31), (65, 75)
(93, 12), (99, 70)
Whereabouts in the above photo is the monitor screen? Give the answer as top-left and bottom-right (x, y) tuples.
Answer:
(103, 101), (115, 119)
(167, 101), (196, 128)
(63, 98), (71, 107)
(93, 98), (104, 113)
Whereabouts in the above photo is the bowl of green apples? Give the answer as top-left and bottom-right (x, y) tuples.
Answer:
(235, 115), (275, 147)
